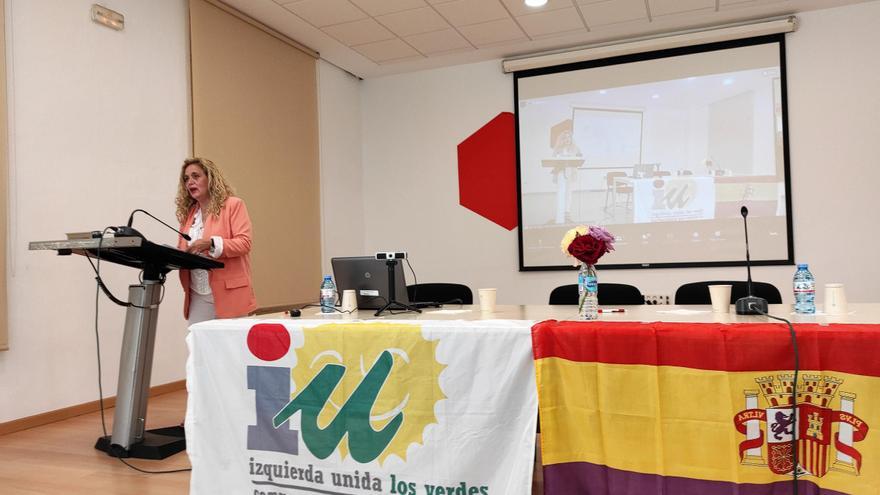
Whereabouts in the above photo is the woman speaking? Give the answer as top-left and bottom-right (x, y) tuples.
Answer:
(176, 157), (256, 324)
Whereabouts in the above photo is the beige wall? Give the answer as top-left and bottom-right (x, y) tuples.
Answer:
(189, 0), (321, 309)
(0, 0), (7, 351)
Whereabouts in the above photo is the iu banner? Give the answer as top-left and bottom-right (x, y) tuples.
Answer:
(187, 319), (537, 495)
(533, 320), (880, 495)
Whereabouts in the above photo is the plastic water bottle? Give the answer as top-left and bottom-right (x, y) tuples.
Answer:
(320, 275), (336, 314)
(793, 264), (816, 314)
(578, 264), (599, 320)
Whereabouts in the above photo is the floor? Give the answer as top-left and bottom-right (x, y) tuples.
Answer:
(0, 390), (191, 494)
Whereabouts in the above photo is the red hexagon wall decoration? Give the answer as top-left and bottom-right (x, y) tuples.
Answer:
(457, 112), (517, 230)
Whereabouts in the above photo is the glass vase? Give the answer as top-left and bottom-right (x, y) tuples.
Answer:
(578, 263), (599, 320)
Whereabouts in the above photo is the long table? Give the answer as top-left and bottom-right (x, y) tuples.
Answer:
(187, 304), (880, 495)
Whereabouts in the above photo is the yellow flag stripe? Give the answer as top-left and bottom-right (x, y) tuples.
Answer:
(537, 358), (880, 492)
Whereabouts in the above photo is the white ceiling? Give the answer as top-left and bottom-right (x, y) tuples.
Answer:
(220, 0), (869, 78)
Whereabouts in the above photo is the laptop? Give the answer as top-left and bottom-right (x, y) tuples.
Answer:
(331, 256), (412, 310)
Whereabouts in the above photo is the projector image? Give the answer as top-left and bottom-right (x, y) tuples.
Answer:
(375, 252), (407, 260)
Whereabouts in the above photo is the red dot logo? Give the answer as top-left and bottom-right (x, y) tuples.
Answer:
(246, 323), (291, 361)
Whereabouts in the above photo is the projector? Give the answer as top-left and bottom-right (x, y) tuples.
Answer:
(375, 252), (407, 261)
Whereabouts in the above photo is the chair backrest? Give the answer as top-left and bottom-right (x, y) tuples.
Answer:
(549, 283), (645, 305)
(674, 281), (782, 305)
(606, 171), (627, 187)
(407, 283), (473, 305)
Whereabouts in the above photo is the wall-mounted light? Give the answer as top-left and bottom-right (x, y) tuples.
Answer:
(91, 4), (124, 31)
(502, 16), (797, 73)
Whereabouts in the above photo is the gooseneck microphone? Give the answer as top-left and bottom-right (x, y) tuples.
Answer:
(114, 209), (191, 241)
(735, 206), (768, 315)
(735, 206), (800, 493)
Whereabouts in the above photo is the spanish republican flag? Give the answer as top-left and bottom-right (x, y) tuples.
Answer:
(532, 321), (879, 495)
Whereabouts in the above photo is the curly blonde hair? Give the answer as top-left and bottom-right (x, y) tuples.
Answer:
(175, 157), (236, 223)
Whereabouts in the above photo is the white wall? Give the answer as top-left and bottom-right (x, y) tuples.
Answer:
(317, 60), (364, 276)
(361, 60), (527, 299)
(0, 0), (190, 422)
(358, 1), (880, 305)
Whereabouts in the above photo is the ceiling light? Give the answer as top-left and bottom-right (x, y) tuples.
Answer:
(525, 0), (548, 7)
(91, 4), (124, 31)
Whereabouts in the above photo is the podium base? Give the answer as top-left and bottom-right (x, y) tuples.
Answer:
(95, 426), (186, 459)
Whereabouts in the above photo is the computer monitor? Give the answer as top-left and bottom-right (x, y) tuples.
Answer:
(331, 256), (410, 310)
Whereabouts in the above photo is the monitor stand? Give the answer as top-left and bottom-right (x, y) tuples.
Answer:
(375, 259), (422, 317)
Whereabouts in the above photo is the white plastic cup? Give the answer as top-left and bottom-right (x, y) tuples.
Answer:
(824, 283), (847, 315)
(708, 284), (732, 313)
(478, 288), (497, 313)
(341, 289), (358, 312)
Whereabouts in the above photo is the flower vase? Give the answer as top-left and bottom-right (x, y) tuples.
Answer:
(578, 263), (599, 320)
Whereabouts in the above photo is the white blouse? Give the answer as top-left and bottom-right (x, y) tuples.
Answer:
(187, 208), (223, 295)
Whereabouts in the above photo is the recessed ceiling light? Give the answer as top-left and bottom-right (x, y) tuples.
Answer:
(525, 0), (548, 7)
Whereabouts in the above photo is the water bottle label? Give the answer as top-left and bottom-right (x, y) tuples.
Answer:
(585, 275), (598, 293)
(321, 289), (335, 298)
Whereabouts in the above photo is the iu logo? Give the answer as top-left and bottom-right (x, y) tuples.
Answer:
(651, 178), (696, 210)
(245, 322), (445, 463)
(733, 374), (870, 477)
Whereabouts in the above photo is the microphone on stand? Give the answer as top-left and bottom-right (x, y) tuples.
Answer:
(735, 206), (768, 315)
(113, 209), (191, 241)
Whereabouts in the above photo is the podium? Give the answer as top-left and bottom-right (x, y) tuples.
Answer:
(29, 233), (223, 459)
(542, 158), (584, 224)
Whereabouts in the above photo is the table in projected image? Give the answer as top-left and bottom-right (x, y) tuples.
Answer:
(612, 175), (716, 223)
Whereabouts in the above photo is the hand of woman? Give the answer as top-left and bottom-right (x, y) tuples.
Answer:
(187, 238), (212, 255)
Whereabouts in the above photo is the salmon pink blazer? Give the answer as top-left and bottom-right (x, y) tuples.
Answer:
(178, 196), (257, 319)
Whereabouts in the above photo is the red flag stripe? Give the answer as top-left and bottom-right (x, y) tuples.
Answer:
(532, 320), (880, 377)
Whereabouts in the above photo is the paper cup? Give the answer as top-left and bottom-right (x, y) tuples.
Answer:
(824, 283), (847, 315)
(478, 288), (497, 313)
(708, 284), (732, 313)
(341, 289), (358, 312)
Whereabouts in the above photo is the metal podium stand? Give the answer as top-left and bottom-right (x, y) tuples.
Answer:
(29, 233), (223, 459)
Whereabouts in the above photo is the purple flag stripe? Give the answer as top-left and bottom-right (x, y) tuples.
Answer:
(544, 461), (851, 495)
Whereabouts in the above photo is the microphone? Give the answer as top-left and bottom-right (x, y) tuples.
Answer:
(735, 206), (768, 315)
(116, 209), (191, 241)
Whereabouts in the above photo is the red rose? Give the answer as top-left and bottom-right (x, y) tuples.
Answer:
(567, 233), (608, 265)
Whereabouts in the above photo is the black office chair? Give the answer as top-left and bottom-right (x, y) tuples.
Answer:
(548, 283), (645, 305)
(407, 283), (473, 305)
(674, 281), (782, 305)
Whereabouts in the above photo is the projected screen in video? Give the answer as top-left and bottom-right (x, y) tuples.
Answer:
(515, 36), (793, 270)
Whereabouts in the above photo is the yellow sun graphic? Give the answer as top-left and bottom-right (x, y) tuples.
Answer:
(292, 322), (446, 463)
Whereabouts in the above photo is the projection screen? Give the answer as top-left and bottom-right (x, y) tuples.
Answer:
(515, 35), (793, 270)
